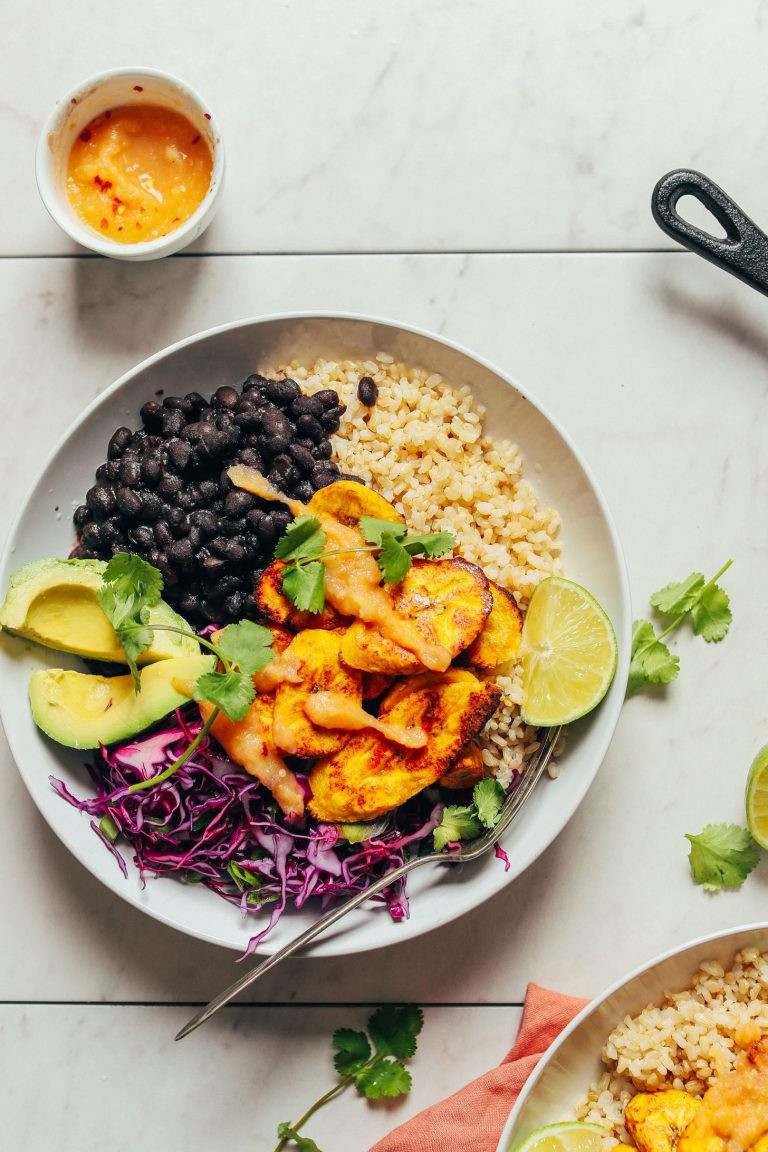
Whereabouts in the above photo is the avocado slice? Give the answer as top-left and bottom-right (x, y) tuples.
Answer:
(29, 653), (215, 749)
(0, 557), (199, 664)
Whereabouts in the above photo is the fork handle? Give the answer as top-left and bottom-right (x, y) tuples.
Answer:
(175, 850), (441, 1039)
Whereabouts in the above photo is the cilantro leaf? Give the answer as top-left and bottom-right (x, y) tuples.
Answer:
(403, 531), (456, 558)
(473, 777), (505, 830)
(359, 517), (407, 545)
(367, 1005), (423, 1060)
(332, 1029), (371, 1075)
(98, 555), (165, 690)
(377, 533), (413, 584)
(627, 620), (679, 695)
(275, 515), (326, 561)
(691, 582), (732, 642)
(215, 620), (274, 674)
(99, 552), (163, 622)
(686, 824), (759, 892)
(650, 573), (704, 617)
(433, 803), (482, 851)
(282, 561), (326, 613)
(276, 1124), (323, 1152)
(355, 1059), (411, 1099)
(193, 670), (255, 722)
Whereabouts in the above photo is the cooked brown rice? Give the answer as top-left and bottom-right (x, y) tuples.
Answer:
(273, 352), (563, 788)
(574, 947), (768, 1144)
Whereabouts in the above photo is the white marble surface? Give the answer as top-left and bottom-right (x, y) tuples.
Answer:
(6, 0), (768, 256)
(3, 3), (768, 1148)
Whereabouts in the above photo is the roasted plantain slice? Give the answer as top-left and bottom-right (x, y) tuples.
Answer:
(340, 558), (493, 675)
(308, 480), (405, 528)
(440, 742), (485, 789)
(256, 559), (349, 631)
(461, 581), (523, 670)
(200, 695), (305, 818)
(272, 629), (362, 757)
(308, 669), (501, 822)
(362, 671), (396, 700)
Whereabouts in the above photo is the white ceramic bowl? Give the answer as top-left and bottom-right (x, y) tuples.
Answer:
(497, 922), (768, 1151)
(35, 67), (224, 260)
(0, 313), (630, 956)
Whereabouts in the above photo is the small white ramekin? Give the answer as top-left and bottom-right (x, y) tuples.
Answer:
(35, 67), (225, 261)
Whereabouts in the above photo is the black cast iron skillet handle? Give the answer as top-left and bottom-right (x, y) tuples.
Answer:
(652, 169), (768, 297)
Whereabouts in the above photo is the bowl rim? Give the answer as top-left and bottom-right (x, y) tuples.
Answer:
(34, 65), (225, 259)
(496, 919), (768, 1151)
(0, 310), (632, 956)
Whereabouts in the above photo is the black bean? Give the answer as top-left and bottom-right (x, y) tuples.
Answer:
(107, 427), (133, 458)
(157, 473), (182, 499)
(271, 509), (292, 534)
(166, 438), (192, 472)
(106, 460), (121, 481)
(189, 509), (218, 536)
(357, 376), (378, 406)
(139, 490), (163, 521)
(312, 440), (333, 461)
(295, 414), (324, 443)
(242, 593), (261, 619)
(186, 484), (204, 508)
(212, 386), (239, 409)
(237, 447), (263, 471)
(320, 405), (345, 430)
(205, 574), (240, 602)
(161, 408), (187, 438)
(223, 591), (244, 618)
(215, 409), (237, 430)
(234, 408), (263, 431)
(141, 453), (163, 486)
(224, 490), (256, 517)
(245, 508), (263, 532)
(168, 510), (188, 536)
(197, 480), (218, 503)
(294, 479), (314, 502)
(82, 522), (106, 548)
(163, 395), (195, 416)
(264, 377), (301, 406)
(128, 524), (155, 550)
(175, 491), (196, 512)
(168, 538), (194, 568)
(256, 513), (278, 549)
(310, 469), (335, 491)
(119, 457), (141, 486)
(274, 457), (300, 488)
(154, 522), (174, 549)
(202, 555), (226, 577)
(178, 591), (203, 619)
(220, 519), (242, 537)
(187, 526), (203, 551)
(290, 394), (325, 419)
(288, 443), (316, 473)
(199, 599), (224, 623)
(86, 484), (116, 518)
(338, 473), (366, 485)
(74, 504), (89, 528)
(140, 401), (164, 431)
(241, 372), (269, 391)
(261, 408), (293, 454)
(116, 487), (142, 518)
(315, 389), (341, 410)
(185, 391), (208, 414)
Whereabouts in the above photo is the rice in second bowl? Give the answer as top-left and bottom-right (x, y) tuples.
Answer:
(574, 947), (768, 1144)
(274, 352), (564, 789)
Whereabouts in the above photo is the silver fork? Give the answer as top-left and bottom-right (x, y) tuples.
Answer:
(175, 726), (560, 1041)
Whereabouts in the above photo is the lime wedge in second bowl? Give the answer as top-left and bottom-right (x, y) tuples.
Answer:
(746, 743), (768, 849)
(520, 577), (617, 727)
(514, 1121), (607, 1152)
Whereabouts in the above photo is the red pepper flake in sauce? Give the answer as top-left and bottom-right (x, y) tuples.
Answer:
(133, 85), (144, 92)
(79, 128), (92, 143)
(99, 218), (109, 230)
(204, 113), (211, 120)
(191, 135), (201, 145)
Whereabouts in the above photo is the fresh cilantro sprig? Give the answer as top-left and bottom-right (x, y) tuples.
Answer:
(686, 823), (759, 892)
(274, 1006), (423, 1152)
(98, 553), (273, 794)
(628, 560), (733, 695)
(275, 514), (456, 614)
(433, 777), (505, 852)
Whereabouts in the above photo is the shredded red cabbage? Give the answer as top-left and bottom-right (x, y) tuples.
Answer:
(50, 707), (444, 954)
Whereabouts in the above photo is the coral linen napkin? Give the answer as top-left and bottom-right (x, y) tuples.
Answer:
(369, 983), (588, 1152)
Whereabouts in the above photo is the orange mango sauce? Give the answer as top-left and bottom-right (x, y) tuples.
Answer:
(66, 104), (213, 243)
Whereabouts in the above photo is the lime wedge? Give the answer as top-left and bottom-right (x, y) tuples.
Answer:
(746, 743), (768, 849)
(514, 1121), (607, 1152)
(520, 577), (617, 727)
